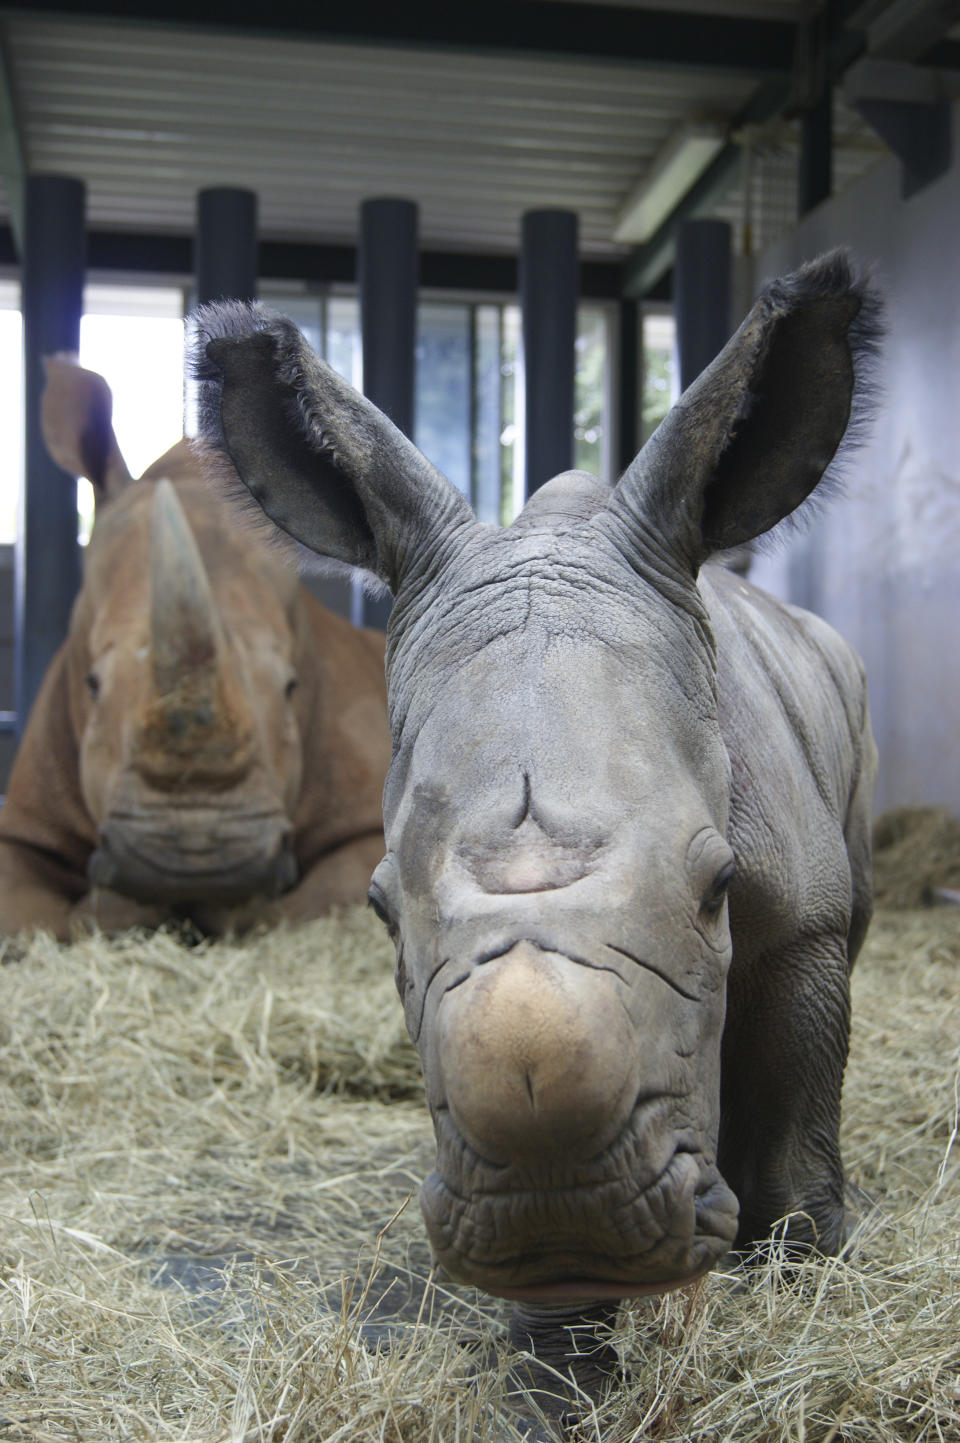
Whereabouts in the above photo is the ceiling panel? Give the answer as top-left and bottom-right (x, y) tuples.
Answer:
(0, 7), (889, 266)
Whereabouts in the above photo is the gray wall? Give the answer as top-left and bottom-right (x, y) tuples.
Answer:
(751, 103), (960, 816)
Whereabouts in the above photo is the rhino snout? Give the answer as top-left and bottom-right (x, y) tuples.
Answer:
(89, 809), (298, 906)
(435, 940), (638, 1166)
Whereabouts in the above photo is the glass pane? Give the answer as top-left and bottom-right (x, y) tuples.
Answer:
(326, 296), (362, 389)
(574, 305), (609, 479)
(79, 310), (185, 482)
(265, 293), (324, 357)
(79, 292), (186, 542)
(472, 305), (501, 525)
(642, 310), (677, 445)
(0, 306), (22, 545)
(415, 301), (470, 498)
(500, 304), (523, 525)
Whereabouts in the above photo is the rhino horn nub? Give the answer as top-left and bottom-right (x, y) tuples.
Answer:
(150, 477), (226, 697)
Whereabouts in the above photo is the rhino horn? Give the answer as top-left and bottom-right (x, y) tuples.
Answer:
(149, 477), (226, 698)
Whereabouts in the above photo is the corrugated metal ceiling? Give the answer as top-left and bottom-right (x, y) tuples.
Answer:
(1, 7), (887, 263)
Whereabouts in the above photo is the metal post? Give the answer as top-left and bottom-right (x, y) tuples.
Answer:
(359, 198), (418, 434)
(798, 82), (833, 216)
(195, 187), (258, 305)
(520, 208), (579, 497)
(16, 174), (86, 736)
(617, 298), (641, 471)
(674, 219), (731, 393)
(356, 197), (418, 627)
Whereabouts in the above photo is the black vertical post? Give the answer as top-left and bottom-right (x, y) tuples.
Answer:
(520, 208), (579, 497)
(195, 187), (258, 304)
(16, 174), (86, 736)
(357, 197), (418, 627)
(798, 83), (833, 216)
(674, 219), (731, 393)
(617, 298), (640, 472)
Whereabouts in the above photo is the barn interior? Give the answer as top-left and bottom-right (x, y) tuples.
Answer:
(0, 2), (958, 1440)
(0, 0), (956, 814)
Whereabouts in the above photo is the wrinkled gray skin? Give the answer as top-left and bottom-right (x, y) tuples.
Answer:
(192, 252), (879, 1428)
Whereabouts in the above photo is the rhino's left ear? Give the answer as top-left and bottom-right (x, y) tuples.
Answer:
(190, 302), (475, 596)
(608, 249), (883, 573)
(41, 355), (134, 503)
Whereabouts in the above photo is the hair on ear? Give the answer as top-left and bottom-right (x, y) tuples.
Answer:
(188, 303), (394, 592)
(725, 249), (885, 554)
(188, 300), (277, 446)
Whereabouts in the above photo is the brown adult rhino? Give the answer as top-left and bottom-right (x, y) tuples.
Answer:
(193, 252), (879, 1424)
(0, 357), (390, 938)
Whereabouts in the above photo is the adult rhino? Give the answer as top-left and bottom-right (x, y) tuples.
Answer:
(194, 252), (879, 1425)
(0, 357), (390, 938)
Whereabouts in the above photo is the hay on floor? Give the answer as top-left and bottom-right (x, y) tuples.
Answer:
(873, 805), (960, 908)
(0, 904), (957, 1441)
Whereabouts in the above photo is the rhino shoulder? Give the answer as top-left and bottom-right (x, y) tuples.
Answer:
(701, 564), (871, 951)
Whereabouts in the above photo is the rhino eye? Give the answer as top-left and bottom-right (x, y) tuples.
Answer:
(367, 885), (397, 940)
(284, 676), (299, 701)
(85, 671), (101, 701)
(702, 860), (736, 918)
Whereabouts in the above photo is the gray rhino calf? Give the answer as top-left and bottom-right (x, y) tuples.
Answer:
(194, 252), (879, 1421)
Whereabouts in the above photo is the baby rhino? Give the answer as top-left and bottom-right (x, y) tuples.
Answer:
(0, 357), (389, 937)
(194, 252), (879, 1423)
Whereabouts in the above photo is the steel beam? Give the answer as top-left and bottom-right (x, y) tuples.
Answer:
(844, 57), (955, 195)
(621, 0), (874, 298)
(0, 23), (25, 254)
(359, 198), (417, 436)
(195, 186), (257, 304)
(5, 1), (796, 76)
(674, 219), (731, 393)
(0, 227), (625, 298)
(621, 80), (788, 300)
(798, 81), (834, 215)
(520, 208), (579, 497)
(617, 298), (640, 472)
(16, 174), (85, 735)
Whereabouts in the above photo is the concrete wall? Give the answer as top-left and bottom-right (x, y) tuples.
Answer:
(750, 103), (960, 815)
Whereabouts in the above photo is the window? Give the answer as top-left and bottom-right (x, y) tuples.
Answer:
(0, 281), (22, 544)
(0, 282), (185, 545)
(0, 282), (615, 545)
(641, 308), (677, 445)
(259, 291), (615, 528)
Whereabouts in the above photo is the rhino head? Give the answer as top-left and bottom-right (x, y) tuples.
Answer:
(193, 252), (877, 1311)
(43, 358), (303, 916)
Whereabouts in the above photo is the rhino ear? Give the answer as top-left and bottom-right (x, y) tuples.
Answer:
(609, 249), (882, 573)
(190, 302), (475, 595)
(41, 355), (134, 503)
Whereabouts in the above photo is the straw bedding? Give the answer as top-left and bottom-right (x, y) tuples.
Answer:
(872, 806), (960, 909)
(1, 904), (957, 1441)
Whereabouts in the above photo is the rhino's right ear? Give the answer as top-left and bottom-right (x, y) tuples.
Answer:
(607, 249), (882, 575)
(41, 355), (134, 504)
(190, 302), (475, 595)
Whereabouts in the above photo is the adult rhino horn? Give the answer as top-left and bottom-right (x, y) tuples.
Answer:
(149, 477), (226, 698)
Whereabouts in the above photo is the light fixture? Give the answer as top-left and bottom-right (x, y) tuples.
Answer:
(613, 120), (727, 245)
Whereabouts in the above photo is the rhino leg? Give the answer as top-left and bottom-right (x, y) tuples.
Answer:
(273, 834), (389, 924)
(505, 1302), (621, 1432)
(69, 888), (172, 938)
(718, 933), (852, 1255)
